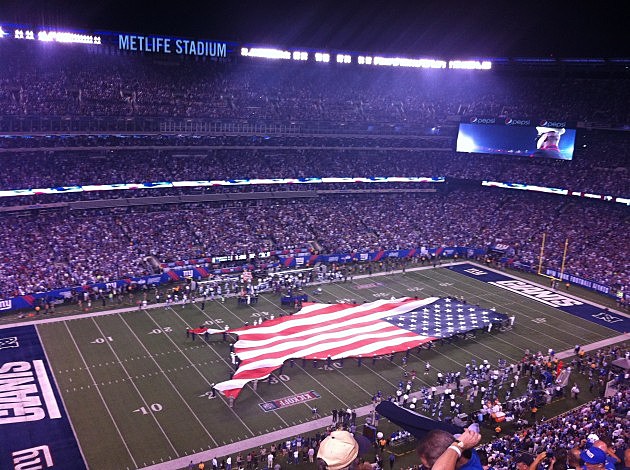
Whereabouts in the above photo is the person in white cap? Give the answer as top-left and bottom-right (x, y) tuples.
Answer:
(317, 430), (359, 470)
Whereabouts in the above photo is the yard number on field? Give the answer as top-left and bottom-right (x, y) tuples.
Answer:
(322, 362), (344, 370)
(149, 326), (173, 334)
(91, 336), (114, 344)
(133, 403), (163, 415)
(268, 375), (291, 384)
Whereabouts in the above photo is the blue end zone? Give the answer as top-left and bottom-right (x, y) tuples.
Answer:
(447, 264), (629, 333)
(0, 325), (86, 470)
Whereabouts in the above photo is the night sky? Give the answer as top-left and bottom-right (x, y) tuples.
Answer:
(2, 0), (628, 58)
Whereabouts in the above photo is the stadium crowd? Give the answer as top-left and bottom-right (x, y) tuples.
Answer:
(0, 190), (627, 300)
(1, 46), (628, 124)
(0, 135), (627, 197)
(0, 40), (627, 305)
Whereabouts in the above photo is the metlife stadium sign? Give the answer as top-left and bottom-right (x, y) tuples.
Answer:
(117, 33), (228, 57)
(1, 21), (493, 69)
(0, 23), (232, 58)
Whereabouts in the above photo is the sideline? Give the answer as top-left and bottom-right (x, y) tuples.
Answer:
(1, 261), (626, 332)
(0, 262), (459, 331)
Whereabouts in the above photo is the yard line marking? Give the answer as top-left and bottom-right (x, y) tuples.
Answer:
(89, 317), (180, 458)
(61, 321), (138, 468)
(210, 295), (354, 414)
(255, 295), (364, 398)
(397, 268), (621, 365)
(188, 302), (306, 423)
(333, 274), (544, 399)
(384, 275), (525, 361)
(35, 326), (89, 467)
(153, 307), (259, 435)
(117, 315), (219, 447)
(256, 293), (385, 402)
(333, 281), (470, 373)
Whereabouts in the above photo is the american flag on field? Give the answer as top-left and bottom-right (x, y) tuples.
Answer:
(213, 297), (508, 399)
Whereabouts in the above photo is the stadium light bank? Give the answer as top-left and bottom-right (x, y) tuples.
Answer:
(3, 22), (490, 70)
(240, 46), (491, 70)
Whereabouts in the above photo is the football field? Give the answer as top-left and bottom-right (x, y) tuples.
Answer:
(1, 262), (628, 469)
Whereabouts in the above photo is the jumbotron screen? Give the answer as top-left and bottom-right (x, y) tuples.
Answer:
(456, 117), (577, 160)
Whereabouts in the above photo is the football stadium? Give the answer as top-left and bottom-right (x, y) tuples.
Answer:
(0, 5), (628, 470)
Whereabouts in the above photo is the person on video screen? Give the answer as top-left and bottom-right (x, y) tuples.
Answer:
(531, 126), (565, 159)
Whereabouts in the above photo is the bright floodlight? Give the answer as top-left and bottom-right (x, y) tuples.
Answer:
(37, 30), (101, 44)
(449, 60), (492, 70)
(315, 52), (330, 62)
(336, 54), (351, 64)
(241, 47), (291, 60)
(372, 56), (446, 68)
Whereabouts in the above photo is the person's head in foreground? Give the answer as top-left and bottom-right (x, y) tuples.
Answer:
(416, 427), (482, 470)
(580, 446), (608, 470)
(317, 430), (359, 470)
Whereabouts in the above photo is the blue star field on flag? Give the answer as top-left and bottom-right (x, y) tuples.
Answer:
(382, 298), (506, 338)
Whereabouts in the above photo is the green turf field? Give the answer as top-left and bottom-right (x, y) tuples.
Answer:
(19, 263), (627, 469)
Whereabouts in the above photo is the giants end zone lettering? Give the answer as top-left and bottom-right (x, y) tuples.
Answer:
(12, 445), (53, 469)
(0, 326), (85, 470)
(488, 280), (583, 307)
(0, 361), (61, 424)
